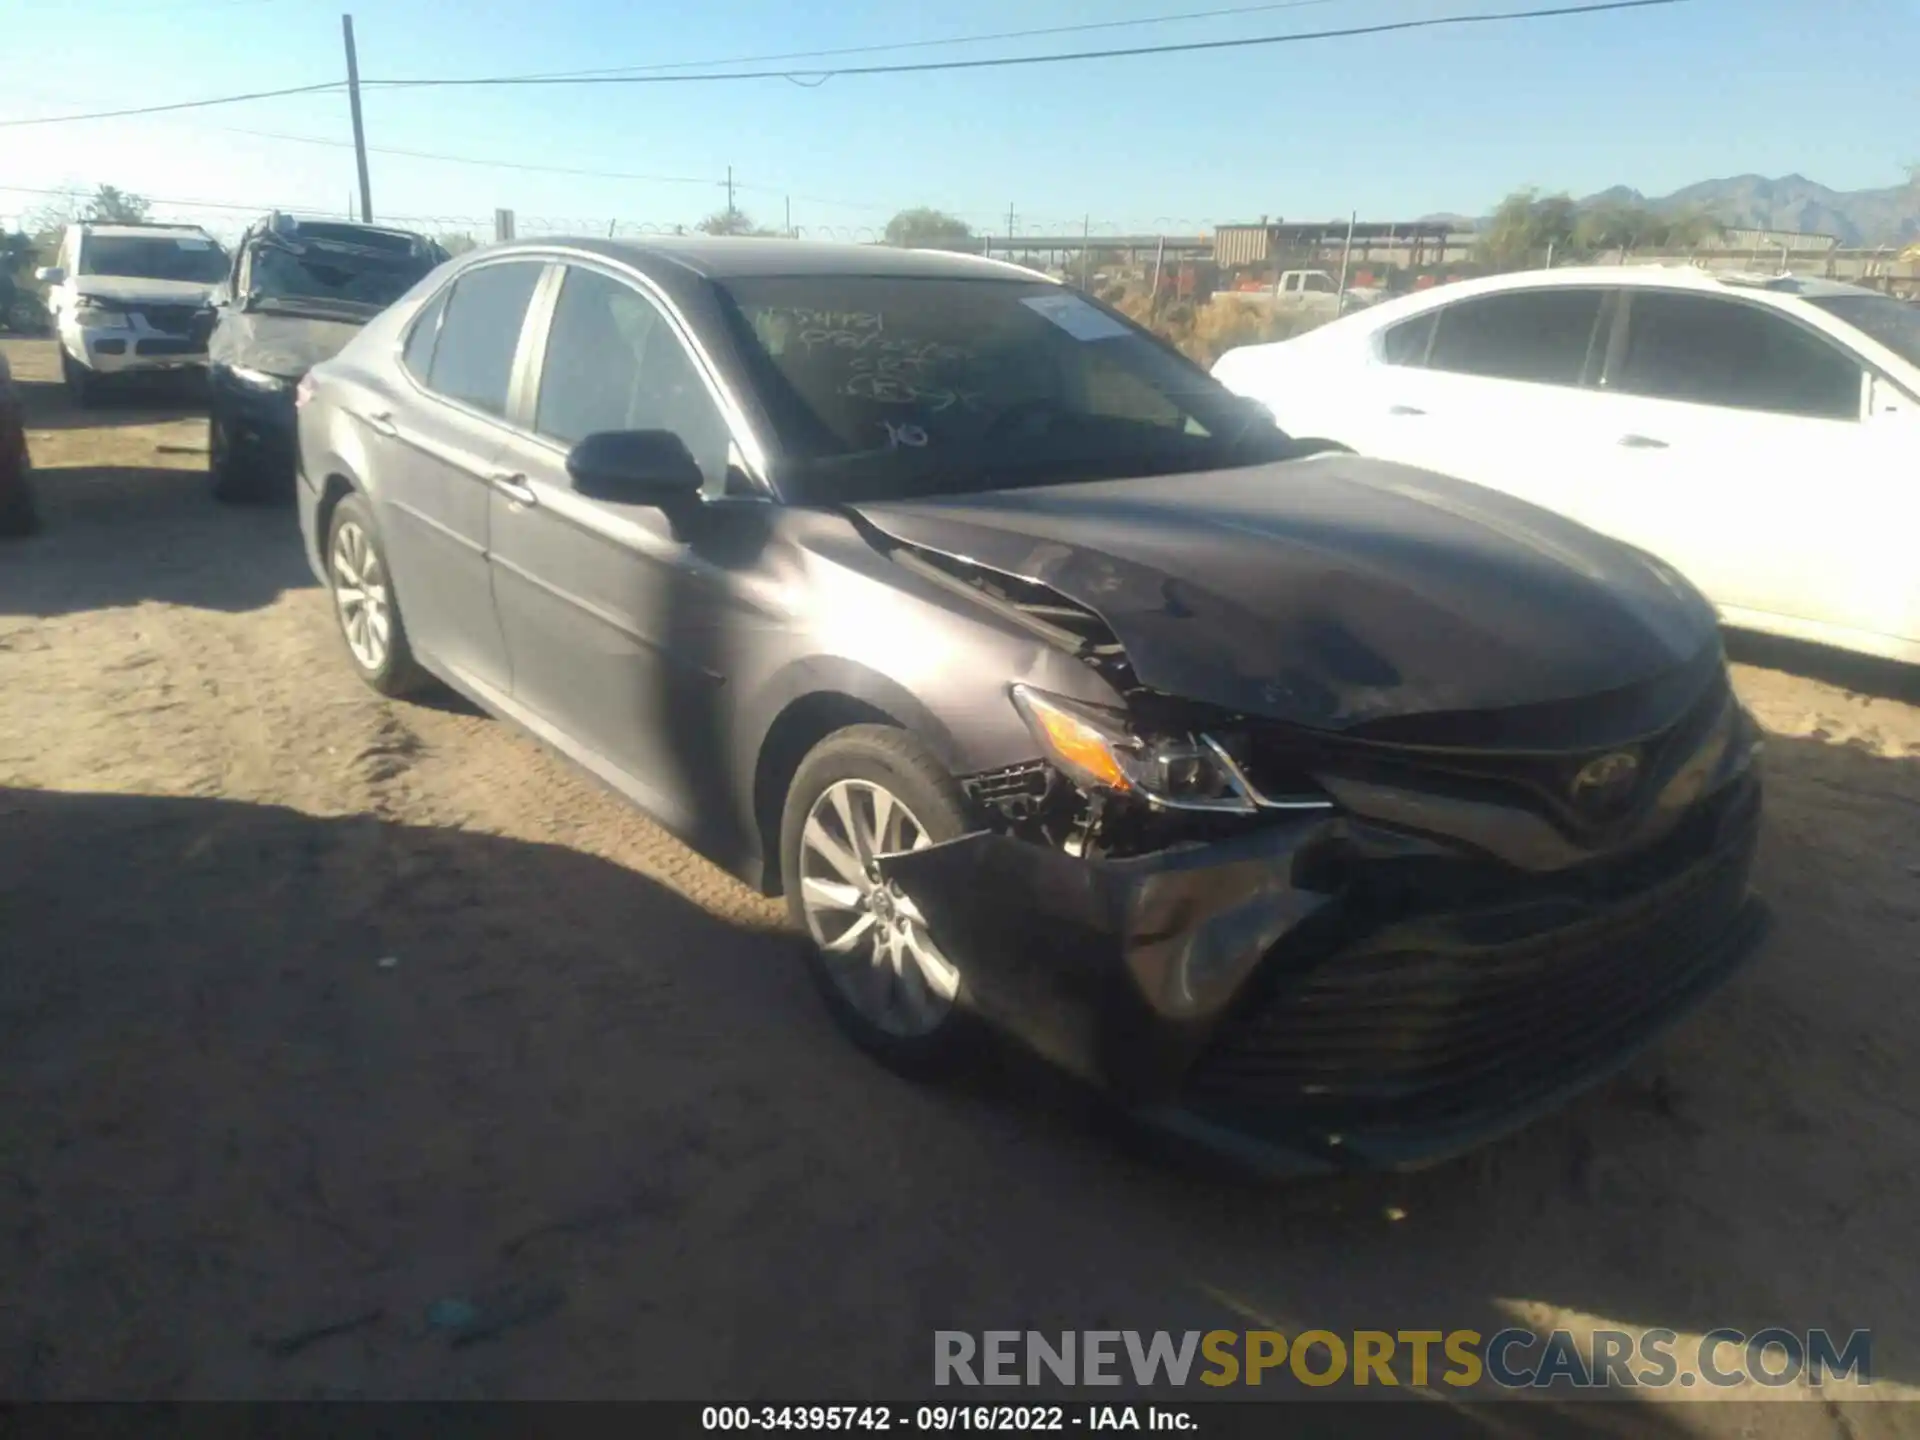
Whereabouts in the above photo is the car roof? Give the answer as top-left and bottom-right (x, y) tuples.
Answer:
(261, 217), (424, 242)
(488, 235), (1050, 284)
(77, 223), (216, 237)
(1398, 263), (1879, 306)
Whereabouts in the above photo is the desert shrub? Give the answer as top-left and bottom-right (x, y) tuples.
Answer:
(1091, 282), (1333, 367)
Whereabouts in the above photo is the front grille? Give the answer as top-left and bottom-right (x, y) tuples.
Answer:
(138, 305), (201, 336)
(1251, 661), (1737, 840)
(1185, 781), (1759, 1133)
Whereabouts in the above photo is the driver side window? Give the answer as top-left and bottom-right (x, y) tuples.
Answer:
(534, 266), (734, 492)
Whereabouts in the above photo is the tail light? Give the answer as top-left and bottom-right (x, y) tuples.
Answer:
(294, 374), (317, 410)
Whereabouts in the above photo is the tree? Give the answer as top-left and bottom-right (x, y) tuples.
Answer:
(1474, 187), (1580, 271)
(1573, 200), (1720, 256)
(696, 208), (779, 237)
(883, 207), (976, 252)
(85, 185), (150, 224)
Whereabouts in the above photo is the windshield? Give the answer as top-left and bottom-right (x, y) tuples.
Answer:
(247, 242), (437, 313)
(79, 235), (227, 283)
(1807, 294), (1920, 369)
(716, 275), (1292, 502)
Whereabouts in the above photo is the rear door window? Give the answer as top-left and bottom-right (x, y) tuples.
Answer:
(1427, 288), (1608, 386)
(1616, 292), (1866, 420)
(423, 261), (543, 417)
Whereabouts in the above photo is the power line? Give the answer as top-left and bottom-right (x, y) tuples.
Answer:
(508, 0), (1366, 81)
(206, 125), (730, 188)
(2, 0), (1686, 127)
(359, 0), (1686, 90)
(0, 80), (341, 128)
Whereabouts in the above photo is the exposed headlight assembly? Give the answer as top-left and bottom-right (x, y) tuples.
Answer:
(74, 296), (125, 328)
(1009, 684), (1331, 815)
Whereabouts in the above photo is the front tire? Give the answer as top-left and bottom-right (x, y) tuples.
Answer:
(208, 410), (266, 504)
(780, 725), (977, 1074)
(325, 491), (429, 697)
(60, 348), (96, 408)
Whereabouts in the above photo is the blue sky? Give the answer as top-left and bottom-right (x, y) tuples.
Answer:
(3, 0), (1915, 241)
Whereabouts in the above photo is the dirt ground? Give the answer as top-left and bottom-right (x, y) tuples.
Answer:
(2, 336), (1917, 1430)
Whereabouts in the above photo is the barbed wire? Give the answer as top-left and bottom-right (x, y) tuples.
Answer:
(3, 182), (1226, 249)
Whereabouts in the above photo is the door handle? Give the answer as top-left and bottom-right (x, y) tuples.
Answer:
(1387, 404), (1426, 416)
(360, 409), (398, 437)
(1618, 433), (1668, 449)
(489, 471), (538, 507)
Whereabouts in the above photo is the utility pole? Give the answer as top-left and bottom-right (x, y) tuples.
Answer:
(725, 165), (736, 223)
(342, 15), (373, 224)
(1081, 214), (1091, 290)
(1150, 234), (1166, 313)
(785, 195), (791, 238)
(1334, 209), (1356, 311)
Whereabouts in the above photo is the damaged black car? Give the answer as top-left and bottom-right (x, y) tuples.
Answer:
(204, 213), (446, 502)
(296, 239), (1768, 1173)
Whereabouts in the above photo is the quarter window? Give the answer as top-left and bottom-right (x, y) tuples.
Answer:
(423, 261), (543, 417)
(534, 266), (733, 489)
(1380, 311), (1437, 366)
(1615, 292), (1864, 420)
(401, 288), (449, 381)
(1427, 289), (1608, 386)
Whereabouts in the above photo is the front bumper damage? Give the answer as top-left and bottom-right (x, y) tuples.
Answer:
(212, 367), (299, 472)
(877, 697), (1768, 1176)
(63, 313), (207, 375)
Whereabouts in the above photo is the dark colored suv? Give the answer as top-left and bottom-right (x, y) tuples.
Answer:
(204, 214), (445, 502)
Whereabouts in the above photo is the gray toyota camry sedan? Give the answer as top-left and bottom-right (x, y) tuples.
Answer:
(295, 237), (1767, 1173)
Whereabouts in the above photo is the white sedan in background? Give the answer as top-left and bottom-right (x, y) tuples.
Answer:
(1213, 266), (1920, 666)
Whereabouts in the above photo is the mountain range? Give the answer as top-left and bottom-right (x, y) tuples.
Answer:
(1426, 174), (1920, 248)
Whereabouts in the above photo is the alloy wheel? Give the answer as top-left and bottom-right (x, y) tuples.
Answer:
(799, 779), (960, 1037)
(330, 519), (391, 672)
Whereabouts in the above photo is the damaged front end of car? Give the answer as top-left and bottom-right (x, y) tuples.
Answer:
(871, 541), (1769, 1175)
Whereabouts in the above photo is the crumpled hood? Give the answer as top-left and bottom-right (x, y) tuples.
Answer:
(850, 456), (1722, 731)
(208, 311), (366, 379)
(73, 276), (215, 307)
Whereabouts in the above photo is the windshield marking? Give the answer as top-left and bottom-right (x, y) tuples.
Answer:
(878, 421), (930, 449)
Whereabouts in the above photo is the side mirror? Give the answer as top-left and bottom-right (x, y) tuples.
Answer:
(34, 266), (66, 286)
(565, 430), (705, 506)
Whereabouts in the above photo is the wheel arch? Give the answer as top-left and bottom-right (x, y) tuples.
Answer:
(747, 666), (966, 896)
(313, 470), (360, 571)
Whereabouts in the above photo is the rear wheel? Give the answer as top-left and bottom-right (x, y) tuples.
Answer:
(0, 446), (37, 540)
(326, 491), (429, 697)
(780, 725), (976, 1073)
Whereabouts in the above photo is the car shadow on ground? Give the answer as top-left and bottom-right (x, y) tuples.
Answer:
(1725, 629), (1920, 705)
(0, 465), (314, 618)
(1, 731), (1911, 1419)
(14, 373), (208, 433)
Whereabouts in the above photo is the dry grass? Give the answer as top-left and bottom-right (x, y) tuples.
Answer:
(1100, 282), (1330, 366)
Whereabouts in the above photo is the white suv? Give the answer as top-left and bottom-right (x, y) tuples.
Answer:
(36, 222), (229, 403)
(1213, 265), (1920, 666)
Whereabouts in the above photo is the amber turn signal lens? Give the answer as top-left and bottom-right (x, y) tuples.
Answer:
(1010, 686), (1133, 793)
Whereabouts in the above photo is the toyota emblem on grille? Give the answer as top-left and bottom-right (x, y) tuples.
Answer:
(1569, 749), (1642, 817)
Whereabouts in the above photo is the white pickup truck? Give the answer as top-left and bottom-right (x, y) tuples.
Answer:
(1228, 270), (1386, 317)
